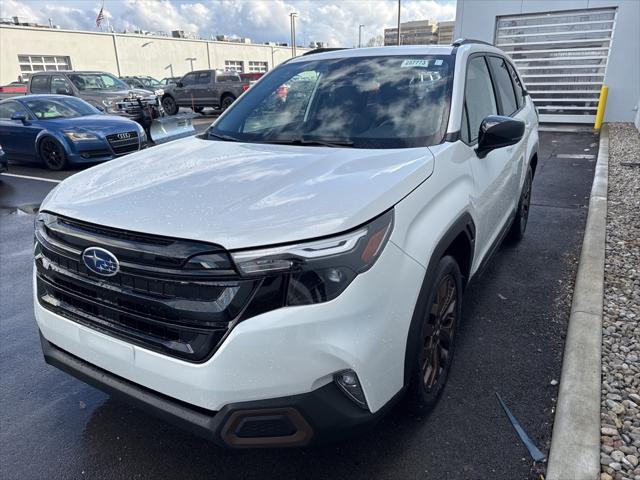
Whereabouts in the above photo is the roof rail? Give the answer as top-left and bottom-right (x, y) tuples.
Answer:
(302, 47), (348, 56)
(451, 38), (493, 47)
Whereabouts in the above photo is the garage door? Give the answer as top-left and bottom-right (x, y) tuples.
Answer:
(495, 8), (616, 123)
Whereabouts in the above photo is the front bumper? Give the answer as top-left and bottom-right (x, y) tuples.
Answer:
(35, 239), (426, 440)
(41, 333), (392, 447)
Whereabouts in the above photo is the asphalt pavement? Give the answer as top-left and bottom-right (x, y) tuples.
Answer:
(0, 128), (598, 479)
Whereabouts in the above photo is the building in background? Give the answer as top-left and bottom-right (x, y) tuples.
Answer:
(454, 0), (640, 124)
(0, 24), (312, 84)
(384, 20), (455, 46)
(384, 20), (437, 46)
(436, 21), (454, 45)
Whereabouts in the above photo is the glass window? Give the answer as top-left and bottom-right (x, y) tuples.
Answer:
(209, 55), (455, 149)
(488, 56), (518, 116)
(216, 73), (240, 82)
(181, 73), (196, 86)
(248, 61), (268, 73)
(0, 101), (30, 120)
(50, 75), (72, 94)
(196, 72), (211, 84)
(25, 97), (98, 119)
(464, 56), (497, 142)
(30, 75), (49, 93)
(460, 103), (470, 144)
(224, 60), (244, 73)
(17, 54), (71, 80)
(506, 63), (524, 109)
(67, 72), (128, 91)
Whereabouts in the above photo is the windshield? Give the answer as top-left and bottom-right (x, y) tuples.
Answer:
(139, 77), (160, 87)
(207, 55), (454, 149)
(25, 97), (98, 119)
(68, 73), (129, 91)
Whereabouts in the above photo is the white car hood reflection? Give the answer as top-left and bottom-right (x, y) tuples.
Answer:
(42, 136), (435, 249)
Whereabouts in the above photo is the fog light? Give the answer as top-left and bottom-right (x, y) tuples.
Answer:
(334, 369), (368, 409)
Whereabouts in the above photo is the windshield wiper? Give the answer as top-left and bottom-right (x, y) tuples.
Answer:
(261, 137), (354, 148)
(207, 132), (240, 142)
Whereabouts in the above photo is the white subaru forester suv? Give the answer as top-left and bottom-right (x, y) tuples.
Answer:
(34, 41), (538, 447)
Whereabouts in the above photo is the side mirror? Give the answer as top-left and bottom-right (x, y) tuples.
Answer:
(56, 88), (71, 95)
(476, 115), (525, 158)
(10, 112), (28, 124)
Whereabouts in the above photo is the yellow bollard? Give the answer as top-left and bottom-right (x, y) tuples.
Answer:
(594, 85), (608, 130)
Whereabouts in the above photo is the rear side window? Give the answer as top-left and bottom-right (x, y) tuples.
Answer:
(488, 56), (518, 116)
(217, 74), (239, 82)
(30, 75), (49, 93)
(464, 56), (497, 142)
(506, 62), (525, 109)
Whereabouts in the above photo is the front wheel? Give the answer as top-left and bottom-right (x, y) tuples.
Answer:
(161, 96), (178, 115)
(506, 165), (533, 243)
(409, 255), (462, 412)
(39, 137), (68, 171)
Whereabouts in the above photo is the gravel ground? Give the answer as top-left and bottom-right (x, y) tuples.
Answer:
(600, 123), (640, 480)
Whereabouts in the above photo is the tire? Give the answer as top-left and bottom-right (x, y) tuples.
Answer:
(220, 95), (235, 111)
(161, 96), (178, 115)
(38, 137), (68, 171)
(409, 255), (462, 412)
(193, 106), (204, 114)
(506, 165), (533, 243)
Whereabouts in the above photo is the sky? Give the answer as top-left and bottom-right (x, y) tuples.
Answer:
(1, 0), (456, 47)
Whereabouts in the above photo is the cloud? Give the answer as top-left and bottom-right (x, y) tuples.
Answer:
(2, 0), (456, 47)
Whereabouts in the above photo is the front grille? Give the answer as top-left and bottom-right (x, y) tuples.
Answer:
(106, 131), (139, 156)
(35, 213), (259, 362)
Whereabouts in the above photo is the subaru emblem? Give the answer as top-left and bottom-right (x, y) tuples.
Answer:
(82, 247), (120, 276)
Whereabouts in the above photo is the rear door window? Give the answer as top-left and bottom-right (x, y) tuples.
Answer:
(506, 62), (525, 109)
(464, 56), (498, 142)
(488, 56), (519, 116)
(30, 75), (49, 94)
(196, 72), (211, 84)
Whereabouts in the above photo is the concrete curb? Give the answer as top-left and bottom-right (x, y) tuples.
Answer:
(546, 125), (609, 480)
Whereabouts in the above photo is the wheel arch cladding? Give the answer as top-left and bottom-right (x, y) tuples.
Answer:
(530, 152), (538, 178)
(402, 212), (475, 386)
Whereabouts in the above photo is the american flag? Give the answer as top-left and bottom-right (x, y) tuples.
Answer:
(96, 4), (104, 27)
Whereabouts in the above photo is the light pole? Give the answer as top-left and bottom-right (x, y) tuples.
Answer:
(396, 0), (401, 45)
(289, 12), (297, 57)
(358, 24), (365, 48)
(186, 57), (196, 71)
(165, 64), (174, 77)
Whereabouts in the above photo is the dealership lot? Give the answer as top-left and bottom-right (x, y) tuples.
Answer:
(0, 129), (597, 479)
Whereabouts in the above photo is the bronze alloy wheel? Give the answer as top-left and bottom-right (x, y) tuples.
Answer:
(420, 273), (457, 393)
(39, 137), (67, 171)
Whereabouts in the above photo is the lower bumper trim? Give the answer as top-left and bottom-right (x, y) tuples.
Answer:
(40, 332), (387, 448)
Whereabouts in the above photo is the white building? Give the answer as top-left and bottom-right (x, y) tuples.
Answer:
(454, 0), (640, 124)
(0, 25), (309, 84)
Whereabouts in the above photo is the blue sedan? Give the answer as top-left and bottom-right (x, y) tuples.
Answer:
(0, 95), (146, 170)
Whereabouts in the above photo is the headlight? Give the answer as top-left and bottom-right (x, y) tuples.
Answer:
(63, 131), (99, 142)
(231, 209), (394, 305)
(102, 99), (115, 113)
(154, 89), (164, 96)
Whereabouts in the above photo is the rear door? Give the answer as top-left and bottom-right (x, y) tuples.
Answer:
(0, 101), (40, 159)
(461, 55), (515, 263)
(194, 71), (214, 105)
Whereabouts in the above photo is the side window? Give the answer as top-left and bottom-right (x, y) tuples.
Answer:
(488, 56), (518, 116)
(506, 63), (524, 109)
(0, 101), (29, 120)
(197, 72), (211, 84)
(464, 56), (497, 143)
(50, 75), (72, 94)
(30, 75), (49, 94)
(181, 73), (196, 86)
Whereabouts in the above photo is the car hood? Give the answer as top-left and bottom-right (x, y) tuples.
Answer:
(42, 137), (435, 250)
(81, 89), (154, 102)
(46, 115), (139, 135)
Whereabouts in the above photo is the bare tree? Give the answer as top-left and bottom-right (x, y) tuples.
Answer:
(366, 35), (384, 47)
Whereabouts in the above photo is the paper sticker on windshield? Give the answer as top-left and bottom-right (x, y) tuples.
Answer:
(401, 59), (430, 68)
